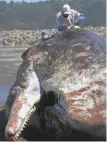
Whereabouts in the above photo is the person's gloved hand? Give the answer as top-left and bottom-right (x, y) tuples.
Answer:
(79, 13), (85, 20)
(58, 24), (67, 31)
(75, 13), (85, 25)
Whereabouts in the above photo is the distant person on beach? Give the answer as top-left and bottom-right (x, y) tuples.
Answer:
(56, 4), (85, 31)
(2, 39), (7, 46)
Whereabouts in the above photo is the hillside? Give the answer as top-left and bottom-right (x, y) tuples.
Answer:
(0, 0), (106, 30)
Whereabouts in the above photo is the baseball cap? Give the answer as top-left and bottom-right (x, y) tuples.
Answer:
(62, 4), (71, 14)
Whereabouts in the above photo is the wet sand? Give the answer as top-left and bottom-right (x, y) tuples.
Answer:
(0, 75), (15, 86)
(0, 46), (27, 86)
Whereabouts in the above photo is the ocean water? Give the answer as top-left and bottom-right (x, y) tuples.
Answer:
(0, 45), (28, 101)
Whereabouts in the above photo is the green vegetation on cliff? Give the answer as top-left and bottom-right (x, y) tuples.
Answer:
(0, 0), (106, 30)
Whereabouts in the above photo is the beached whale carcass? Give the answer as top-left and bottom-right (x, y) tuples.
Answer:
(5, 28), (106, 141)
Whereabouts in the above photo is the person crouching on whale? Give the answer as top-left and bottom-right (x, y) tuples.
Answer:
(56, 4), (85, 31)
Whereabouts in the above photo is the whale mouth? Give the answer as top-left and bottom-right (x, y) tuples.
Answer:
(12, 106), (36, 141)
(5, 104), (36, 141)
(5, 59), (42, 141)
